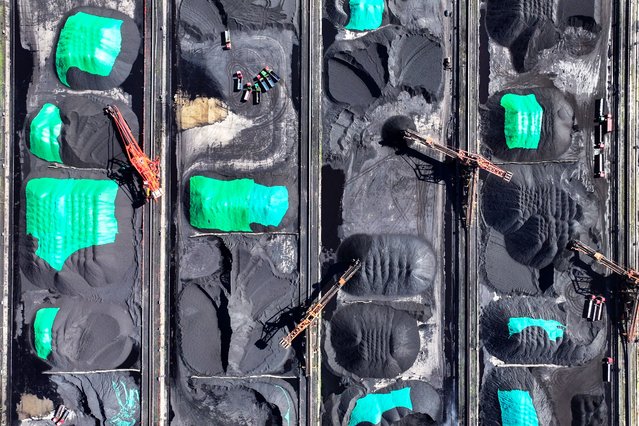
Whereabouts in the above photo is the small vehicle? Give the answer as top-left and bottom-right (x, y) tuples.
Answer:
(594, 124), (605, 149)
(241, 83), (252, 103)
(256, 75), (270, 92)
(223, 29), (231, 50)
(265, 66), (280, 82)
(253, 82), (262, 104)
(234, 71), (243, 92)
(604, 114), (613, 134)
(602, 357), (614, 382)
(260, 70), (276, 87)
(52, 405), (70, 425)
(583, 295), (596, 319)
(594, 148), (605, 178)
(595, 98), (604, 121)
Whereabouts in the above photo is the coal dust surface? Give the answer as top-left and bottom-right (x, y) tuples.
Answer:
(485, 0), (601, 72)
(337, 234), (436, 297)
(177, 236), (298, 377)
(173, 378), (297, 426)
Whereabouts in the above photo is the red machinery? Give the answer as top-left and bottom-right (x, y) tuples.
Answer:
(280, 259), (362, 348)
(568, 240), (639, 342)
(105, 105), (163, 201)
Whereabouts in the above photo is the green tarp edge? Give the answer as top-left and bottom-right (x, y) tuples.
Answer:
(30, 103), (63, 163)
(348, 387), (413, 426)
(500, 93), (543, 150)
(508, 317), (565, 341)
(26, 178), (119, 271)
(345, 0), (385, 31)
(189, 176), (289, 232)
(33, 307), (60, 359)
(55, 11), (123, 87)
(498, 389), (539, 426)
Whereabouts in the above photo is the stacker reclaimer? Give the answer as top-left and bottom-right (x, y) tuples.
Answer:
(568, 240), (639, 342)
(280, 259), (362, 348)
(403, 129), (512, 226)
(105, 105), (164, 201)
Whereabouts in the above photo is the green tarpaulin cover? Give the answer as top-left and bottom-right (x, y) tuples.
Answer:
(508, 317), (565, 341)
(30, 103), (63, 163)
(33, 307), (60, 359)
(500, 93), (543, 149)
(55, 11), (123, 87)
(26, 178), (119, 271)
(108, 380), (139, 426)
(189, 176), (289, 232)
(345, 0), (384, 31)
(498, 390), (539, 426)
(348, 387), (412, 426)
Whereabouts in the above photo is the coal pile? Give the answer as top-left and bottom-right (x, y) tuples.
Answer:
(55, 7), (141, 90)
(337, 234), (436, 297)
(323, 379), (442, 425)
(480, 367), (554, 426)
(480, 298), (606, 365)
(481, 164), (590, 270)
(481, 87), (576, 162)
(485, 0), (601, 72)
(172, 378), (297, 426)
(326, 303), (420, 378)
(26, 96), (135, 169)
(51, 372), (140, 424)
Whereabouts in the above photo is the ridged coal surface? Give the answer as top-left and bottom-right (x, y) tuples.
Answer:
(481, 297), (606, 365)
(329, 303), (420, 378)
(337, 233), (436, 297)
(481, 165), (583, 269)
(485, 0), (560, 71)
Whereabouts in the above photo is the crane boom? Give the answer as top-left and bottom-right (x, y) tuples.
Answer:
(568, 240), (639, 285)
(105, 105), (164, 201)
(279, 259), (362, 348)
(404, 129), (513, 182)
(568, 239), (639, 342)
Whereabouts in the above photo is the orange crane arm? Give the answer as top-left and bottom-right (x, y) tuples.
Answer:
(279, 259), (362, 348)
(404, 129), (513, 182)
(105, 105), (164, 201)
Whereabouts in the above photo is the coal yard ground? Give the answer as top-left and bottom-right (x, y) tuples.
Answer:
(1, 0), (639, 425)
